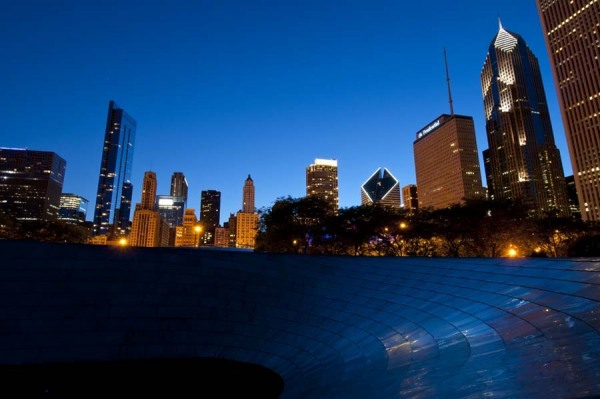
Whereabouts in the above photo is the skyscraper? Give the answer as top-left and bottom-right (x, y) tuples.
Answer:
(0, 148), (66, 221)
(200, 190), (221, 245)
(361, 167), (401, 208)
(536, 1), (600, 221)
(170, 172), (188, 206)
(414, 115), (484, 209)
(92, 100), (136, 236)
(306, 159), (339, 212)
(58, 194), (89, 224)
(237, 176), (258, 249)
(481, 22), (570, 217)
(130, 171), (169, 247)
(242, 175), (255, 213)
(140, 171), (157, 211)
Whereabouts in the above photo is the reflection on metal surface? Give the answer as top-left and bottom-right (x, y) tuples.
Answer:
(1, 240), (600, 398)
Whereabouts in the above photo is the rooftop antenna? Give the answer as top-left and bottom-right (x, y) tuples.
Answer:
(444, 47), (454, 116)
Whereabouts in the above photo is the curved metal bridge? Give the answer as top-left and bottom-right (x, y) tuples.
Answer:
(1, 240), (599, 398)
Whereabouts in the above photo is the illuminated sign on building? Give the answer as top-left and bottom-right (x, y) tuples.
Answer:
(417, 119), (441, 139)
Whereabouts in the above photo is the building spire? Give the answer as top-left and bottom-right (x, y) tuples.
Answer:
(498, 15), (503, 30)
(444, 48), (454, 116)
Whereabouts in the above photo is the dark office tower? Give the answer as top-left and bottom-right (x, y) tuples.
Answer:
(402, 184), (418, 212)
(227, 213), (237, 248)
(361, 167), (401, 208)
(481, 21), (570, 217)
(306, 159), (339, 212)
(92, 100), (136, 236)
(242, 175), (255, 213)
(200, 190), (221, 245)
(537, 1), (600, 221)
(0, 148), (66, 221)
(565, 175), (581, 219)
(414, 115), (484, 209)
(58, 194), (89, 224)
(170, 172), (188, 205)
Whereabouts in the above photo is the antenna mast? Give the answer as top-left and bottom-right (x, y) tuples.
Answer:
(444, 48), (454, 116)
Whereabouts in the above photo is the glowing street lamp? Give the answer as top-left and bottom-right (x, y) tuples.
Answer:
(399, 222), (408, 230)
(507, 246), (518, 258)
(194, 225), (202, 247)
(118, 238), (127, 247)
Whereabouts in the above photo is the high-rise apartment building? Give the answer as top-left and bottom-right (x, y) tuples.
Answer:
(481, 22), (570, 217)
(236, 211), (259, 249)
(92, 100), (136, 236)
(58, 194), (89, 224)
(306, 159), (339, 212)
(0, 148), (66, 221)
(130, 171), (169, 247)
(200, 190), (221, 245)
(242, 175), (255, 213)
(170, 172), (188, 205)
(402, 184), (419, 212)
(536, 0), (600, 221)
(414, 114), (484, 209)
(361, 167), (401, 208)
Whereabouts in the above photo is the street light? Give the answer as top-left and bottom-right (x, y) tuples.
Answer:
(194, 225), (202, 247)
(399, 222), (408, 230)
(507, 245), (518, 258)
(118, 238), (127, 247)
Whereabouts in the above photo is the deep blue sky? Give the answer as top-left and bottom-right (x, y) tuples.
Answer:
(0, 1), (571, 225)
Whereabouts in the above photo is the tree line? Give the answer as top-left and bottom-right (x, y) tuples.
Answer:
(255, 196), (600, 257)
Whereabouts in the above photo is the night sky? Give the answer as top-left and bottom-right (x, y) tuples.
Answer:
(0, 0), (570, 225)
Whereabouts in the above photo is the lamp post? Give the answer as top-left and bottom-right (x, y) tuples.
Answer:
(194, 225), (202, 247)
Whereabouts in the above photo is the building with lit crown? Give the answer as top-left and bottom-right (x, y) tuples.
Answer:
(92, 100), (136, 236)
(536, 0), (600, 221)
(306, 159), (339, 212)
(414, 114), (484, 209)
(0, 148), (66, 221)
(481, 21), (570, 217)
(361, 167), (401, 208)
(58, 194), (89, 224)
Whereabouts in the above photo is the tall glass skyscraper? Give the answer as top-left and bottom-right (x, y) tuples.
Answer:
(481, 22), (569, 217)
(536, 0), (600, 221)
(92, 100), (136, 236)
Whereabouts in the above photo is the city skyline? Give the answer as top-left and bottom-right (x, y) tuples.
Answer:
(0, 1), (572, 225)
